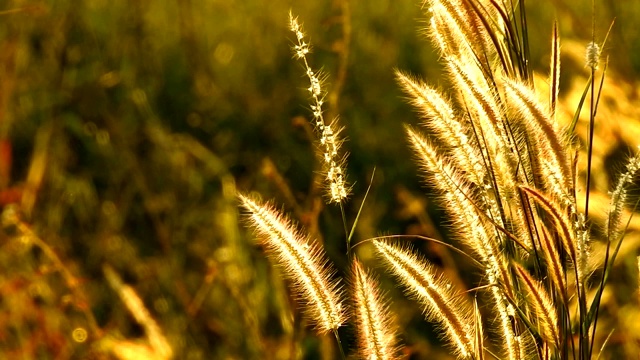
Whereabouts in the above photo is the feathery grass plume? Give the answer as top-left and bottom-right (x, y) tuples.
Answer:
(239, 194), (345, 333)
(394, 70), (512, 233)
(426, 2), (474, 59)
(395, 71), (487, 192)
(488, 287), (523, 360)
(445, 56), (522, 201)
(395, 70), (530, 250)
(585, 41), (601, 70)
(425, 0), (495, 65)
(289, 12), (349, 204)
(374, 240), (475, 358)
(446, 56), (503, 136)
(575, 213), (590, 288)
(405, 125), (522, 358)
(520, 186), (577, 264)
(351, 259), (399, 360)
(503, 78), (573, 205)
(605, 148), (640, 242)
(536, 224), (568, 304)
(404, 126), (513, 293)
(513, 263), (560, 350)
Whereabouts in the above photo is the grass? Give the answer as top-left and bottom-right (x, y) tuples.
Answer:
(240, 0), (640, 359)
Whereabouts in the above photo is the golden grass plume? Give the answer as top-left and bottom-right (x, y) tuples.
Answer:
(239, 194), (346, 333)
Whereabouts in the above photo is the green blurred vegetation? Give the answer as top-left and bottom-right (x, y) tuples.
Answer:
(1, 0), (640, 359)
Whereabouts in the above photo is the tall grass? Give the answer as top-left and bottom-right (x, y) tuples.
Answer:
(239, 0), (640, 359)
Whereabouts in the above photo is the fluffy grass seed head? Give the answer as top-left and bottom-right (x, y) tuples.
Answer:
(502, 78), (573, 205)
(374, 240), (475, 358)
(585, 41), (601, 70)
(513, 263), (560, 349)
(395, 71), (486, 182)
(239, 194), (346, 333)
(425, 0), (493, 62)
(351, 259), (400, 360)
(606, 148), (640, 241)
(321, 120), (350, 203)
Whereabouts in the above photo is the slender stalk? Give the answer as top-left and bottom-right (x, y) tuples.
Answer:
(584, 1), (597, 357)
(340, 203), (350, 254)
(333, 329), (347, 360)
(346, 168), (377, 256)
(584, 66), (595, 221)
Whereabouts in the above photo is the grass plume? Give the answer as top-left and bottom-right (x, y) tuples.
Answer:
(513, 263), (560, 350)
(351, 259), (399, 360)
(374, 240), (475, 358)
(239, 194), (346, 333)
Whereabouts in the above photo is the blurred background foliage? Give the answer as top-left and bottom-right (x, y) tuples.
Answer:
(1, 0), (640, 359)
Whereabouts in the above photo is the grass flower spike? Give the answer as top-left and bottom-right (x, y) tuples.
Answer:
(374, 240), (475, 358)
(239, 194), (346, 333)
(513, 263), (560, 349)
(351, 259), (399, 360)
(606, 148), (640, 242)
(289, 12), (349, 204)
(586, 41), (601, 70)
